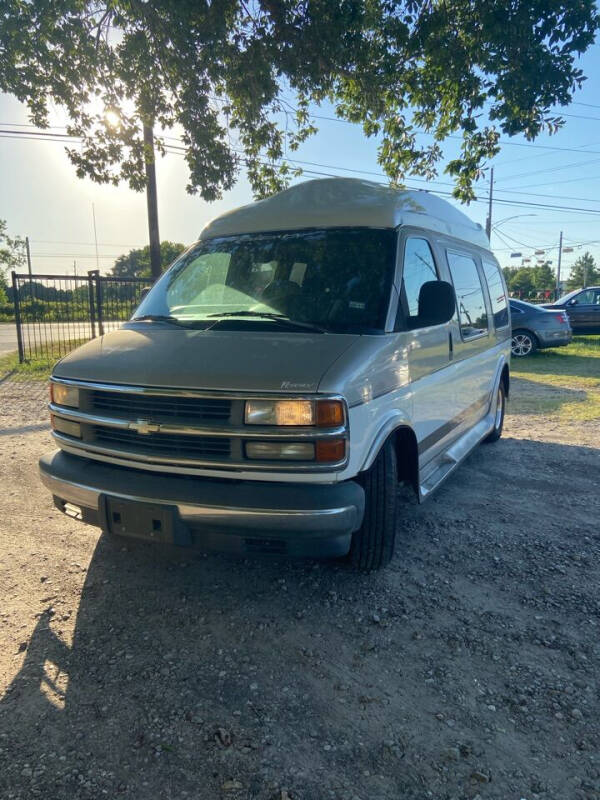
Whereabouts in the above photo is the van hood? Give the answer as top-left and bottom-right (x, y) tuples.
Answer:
(52, 325), (360, 393)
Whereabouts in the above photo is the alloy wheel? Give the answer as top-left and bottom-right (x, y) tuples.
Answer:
(511, 333), (533, 357)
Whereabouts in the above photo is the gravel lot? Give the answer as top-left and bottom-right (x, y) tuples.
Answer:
(1, 376), (599, 800)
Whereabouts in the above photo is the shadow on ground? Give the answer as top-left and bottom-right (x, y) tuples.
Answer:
(1, 437), (599, 800)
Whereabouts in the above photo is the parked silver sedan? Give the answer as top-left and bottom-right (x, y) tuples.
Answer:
(509, 299), (572, 357)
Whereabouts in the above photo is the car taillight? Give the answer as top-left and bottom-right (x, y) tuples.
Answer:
(553, 313), (567, 324)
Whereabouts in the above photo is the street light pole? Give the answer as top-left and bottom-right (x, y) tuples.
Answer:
(485, 167), (494, 240)
(556, 231), (563, 300)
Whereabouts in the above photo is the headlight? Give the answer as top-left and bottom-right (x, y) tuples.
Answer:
(244, 398), (344, 427)
(51, 383), (79, 408)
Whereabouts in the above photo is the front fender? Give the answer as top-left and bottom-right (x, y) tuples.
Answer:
(360, 411), (415, 473)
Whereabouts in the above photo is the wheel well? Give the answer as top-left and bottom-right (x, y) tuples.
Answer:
(391, 426), (419, 497)
(501, 363), (510, 399)
(512, 328), (538, 345)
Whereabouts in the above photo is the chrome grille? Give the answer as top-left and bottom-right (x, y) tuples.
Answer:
(93, 426), (231, 460)
(50, 379), (349, 472)
(90, 390), (232, 423)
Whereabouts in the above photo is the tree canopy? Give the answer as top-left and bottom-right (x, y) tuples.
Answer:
(112, 241), (186, 279)
(1, 1), (597, 203)
(503, 262), (556, 296)
(567, 252), (600, 289)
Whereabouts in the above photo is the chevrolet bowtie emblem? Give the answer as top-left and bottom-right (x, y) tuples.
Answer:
(129, 419), (160, 435)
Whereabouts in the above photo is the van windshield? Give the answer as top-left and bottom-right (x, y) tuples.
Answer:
(133, 228), (397, 334)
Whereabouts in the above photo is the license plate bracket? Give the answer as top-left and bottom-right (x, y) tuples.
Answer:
(103, 496), (177, 544)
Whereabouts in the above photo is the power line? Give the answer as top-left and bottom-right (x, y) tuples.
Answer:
(8, 113), (600, 157)
(5, 124), (600, 220)
(28, 252), (123, 258)
(495, 155), (600, 185)
(31, 239), (145, 247)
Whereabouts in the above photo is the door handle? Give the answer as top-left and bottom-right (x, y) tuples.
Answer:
(449, 331), (453, 358)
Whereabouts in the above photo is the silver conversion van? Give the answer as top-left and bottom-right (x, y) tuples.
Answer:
(40, 178), (510, 570)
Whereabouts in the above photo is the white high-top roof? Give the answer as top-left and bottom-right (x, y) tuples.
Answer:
(200, 177), (490, 249)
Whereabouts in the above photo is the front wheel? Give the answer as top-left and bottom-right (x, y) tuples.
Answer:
(511, 329), (537, 357)
(484, 383), (506, 443)
(348, 440), (398, 571)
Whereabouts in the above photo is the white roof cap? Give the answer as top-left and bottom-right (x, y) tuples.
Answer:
(199, 177), (490, 249)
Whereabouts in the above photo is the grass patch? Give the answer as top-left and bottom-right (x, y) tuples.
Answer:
(511, 335), (600, 385)
(0, 340), (88, 382)
(509, 335), (600, 421)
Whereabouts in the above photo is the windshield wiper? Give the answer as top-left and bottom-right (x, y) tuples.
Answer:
(206, 311), (326, 333)
(131, 314), (203, 328)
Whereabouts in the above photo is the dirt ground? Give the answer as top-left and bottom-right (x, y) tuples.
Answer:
(1, 376), (599, 800)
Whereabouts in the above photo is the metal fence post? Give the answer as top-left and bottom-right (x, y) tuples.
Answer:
(87, 270), (97, 338)
(93, 270), (105, 336)
(11, 271), (25, 363)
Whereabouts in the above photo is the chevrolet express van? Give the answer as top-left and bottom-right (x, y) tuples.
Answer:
(40, 178), (510, 570)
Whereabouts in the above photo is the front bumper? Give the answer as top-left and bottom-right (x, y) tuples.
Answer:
(39, 450), (365, 558)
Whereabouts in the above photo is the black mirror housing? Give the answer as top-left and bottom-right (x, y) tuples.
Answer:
(417, 280), (456, 327)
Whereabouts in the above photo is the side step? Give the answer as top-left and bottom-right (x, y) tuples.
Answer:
(419, 414), (495, 500)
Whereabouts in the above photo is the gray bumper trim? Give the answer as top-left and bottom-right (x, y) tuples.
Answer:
(39, 450), (364, 539)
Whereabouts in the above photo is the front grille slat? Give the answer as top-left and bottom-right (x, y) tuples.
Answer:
(89, 390), (231, 423)
(93, 426), (231, 460)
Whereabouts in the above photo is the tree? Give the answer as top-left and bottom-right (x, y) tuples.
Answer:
(1, 2), (597, 273)
(567, 252), (600, 289)
(112, 241), (186, 280)
(0, 220), (25, 302)
(532, 262), (555, 292)
(505, 267), (535, 296)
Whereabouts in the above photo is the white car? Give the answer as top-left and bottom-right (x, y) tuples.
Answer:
(40, 178), (510, 570)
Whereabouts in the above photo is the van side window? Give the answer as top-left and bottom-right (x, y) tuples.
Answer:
(482, 260), (509, 328)
(401, 237), (439, 320)
(446, 252), (488, 339)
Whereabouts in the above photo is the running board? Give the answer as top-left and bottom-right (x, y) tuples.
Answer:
(419, 413), (495, 500)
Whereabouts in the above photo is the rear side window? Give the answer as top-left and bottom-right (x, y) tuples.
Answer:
(446, 251), (488, 339)
(401, 237), (439, 318)
(483, 260), (509, 328)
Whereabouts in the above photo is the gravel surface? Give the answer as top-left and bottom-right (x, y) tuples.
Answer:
(1, 376), (599, 800)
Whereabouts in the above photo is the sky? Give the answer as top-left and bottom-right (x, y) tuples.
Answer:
(1, 38), (600, 281)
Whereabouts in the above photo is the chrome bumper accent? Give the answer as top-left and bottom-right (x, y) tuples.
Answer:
(49, 403), (346, 440)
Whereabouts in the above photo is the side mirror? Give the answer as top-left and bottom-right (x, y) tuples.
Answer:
(417, 280), (456, 327)
(569, 298), (577, 306)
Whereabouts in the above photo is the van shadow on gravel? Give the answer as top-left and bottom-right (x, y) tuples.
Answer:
(1, 436), (599, 800)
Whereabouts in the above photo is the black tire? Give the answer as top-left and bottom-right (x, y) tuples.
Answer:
(511, 329), (538, 357)
(484, 382), (506, 443)
(348, 439), (398, 571)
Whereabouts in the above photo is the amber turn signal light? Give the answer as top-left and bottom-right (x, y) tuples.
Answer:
(315, 438), (346, 463)
(316, 400), (344, 427)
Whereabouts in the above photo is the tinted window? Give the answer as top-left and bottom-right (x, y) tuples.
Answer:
(575, 289), (597, 305)
(401, 238), (439, 318)
(483, 260), (509, 328)
(135, 228), (397, 333)
(447, 252), (488, 338)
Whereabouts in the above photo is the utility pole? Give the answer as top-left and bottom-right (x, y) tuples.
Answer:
(485, 167), (494, 240)
(555, 231), (563, 300)
(92, 203), (100, 271)
(73, 260), (77, 277)
(143, 123), (161, 280)
(25, 236), (32, 278)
